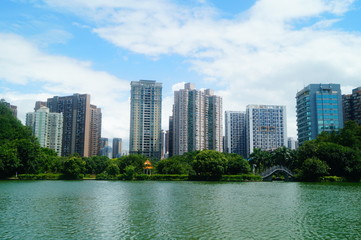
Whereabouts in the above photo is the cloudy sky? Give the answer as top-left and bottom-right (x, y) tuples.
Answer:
(1, 0), (361, 150)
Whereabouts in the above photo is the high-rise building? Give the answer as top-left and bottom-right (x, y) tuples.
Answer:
(296, 84), (343, 145)
(224, 111), (247, 157)
(172, 83), (223, 155)
(100, 138), (109, 149)
(100, 146), (112, 158)
(160, 130), (166, 159)
(205, 89), (223, 152)
(166, 116), (174, 157)
(47, 93), (101, 157)
(26, 106), (63, 155)
(343, 87), (361, 125)
(90, 105), (102, 156)
(34, 101), (47, 111)
(129, 80), (162, 159)
(246, 105), (287, 156)
(287, 137), (299, 150)
(112, 138), (122, 158)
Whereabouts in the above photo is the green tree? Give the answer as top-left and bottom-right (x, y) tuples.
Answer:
(192, 150), (227, 180)
(123, 165), (136, 180)
(249, 148), (272, 173)
(35, 148), (60, 173)
(336, 121), (361, 150)
(15, 138), (42, 174)
(271, 146), (296, 169)
(224, 153), (251, 175)
(300, 157), (329, 181)
(118, 154), (148, 174)
(0, 142), (20, 178)
(62, 156), (86, 179)
(155, 158), (192, 174)
(105, 162), (120, 176)
(85, 156), (110, 174)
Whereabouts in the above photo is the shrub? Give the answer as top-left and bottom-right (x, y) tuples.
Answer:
(221, 174), (262, 182)
(17, 173), (62, 180)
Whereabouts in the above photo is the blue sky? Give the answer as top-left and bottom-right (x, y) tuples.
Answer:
(1, 0), (361, 150)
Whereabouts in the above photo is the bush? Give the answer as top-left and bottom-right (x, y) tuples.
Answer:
(96, 172), (118, 180)
(123, 165), (136, 180)
(146, 174), (188, 181)
(221, 174), (262, 182)
(300, 157), (329, 181)
(320, 176), (345, 182)
(17, 173), (62, 180)
(192, 150), (227, 180)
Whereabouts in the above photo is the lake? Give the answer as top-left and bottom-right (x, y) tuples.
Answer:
(1, 181), (361, 239)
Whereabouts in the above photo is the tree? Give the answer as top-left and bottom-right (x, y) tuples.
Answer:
(123, 165), (136, 180)
(156, 158), (192, 174)
(62, 156), (86, 179)
(224, 153), (251, 175)
(105, 161), (120, 176)
(118, 154), (148, 174)
(249, 148), (272, 173)
(336, 121), (361, 150)
(300, 157), (329, 181)
(271, 146), (296, 169)
(0, 103), (33, 143)
(192, 150), (227, 179)
(84, 156), (110, 174)
(0, 142), (19, 178)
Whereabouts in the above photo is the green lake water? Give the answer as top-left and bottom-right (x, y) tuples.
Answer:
(0, 181), (361, 239)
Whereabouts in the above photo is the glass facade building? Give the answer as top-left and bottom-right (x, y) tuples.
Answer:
(296, 84), (343, 145)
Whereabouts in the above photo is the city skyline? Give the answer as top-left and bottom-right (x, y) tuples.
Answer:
(1, 0), (361, 150)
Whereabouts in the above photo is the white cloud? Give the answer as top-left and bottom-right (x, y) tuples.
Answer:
(31, 29), (73, 47)
(0, 33), (130, 147)
(7, 0), (361, 143)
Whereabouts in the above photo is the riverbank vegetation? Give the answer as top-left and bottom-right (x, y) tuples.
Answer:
(249, 121), (361, 182)
(1, 102), (360, 182)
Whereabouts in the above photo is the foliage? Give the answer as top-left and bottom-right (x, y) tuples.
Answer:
(224, 153), (251, 175)
(192, 150), (227, 180)
(84, 156), (110, 174)
(300, 157), (329, 181)
(320, 176), (345, 182)
(0, 142), (20, 178)
(62, 156), (86, 179)
(17, 173), (63, 180)
(137, 174), (188, 181)
(156, 158), (192, 175)
(104, 161), (120, 176)
(220, 174), (262, 182)
(271, 146), (296, 169)
(0, 104), (45, 177)
(123, 165), (137, 180)
(118, 154), (148, 174)
(0, 103), (33, 143)
(96, 172), (118, 180)
(249, 148), (272, 173)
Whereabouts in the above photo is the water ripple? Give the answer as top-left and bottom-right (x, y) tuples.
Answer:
(1, 181), (361, 239)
